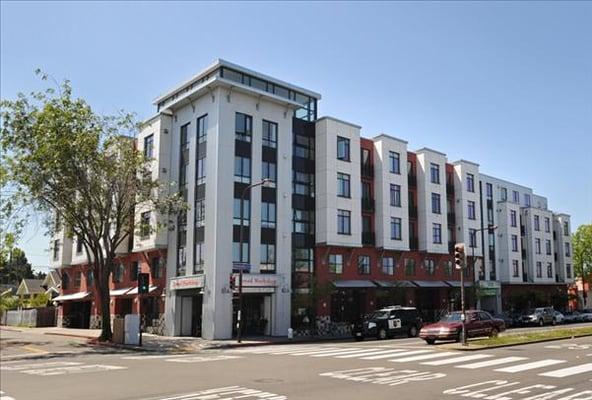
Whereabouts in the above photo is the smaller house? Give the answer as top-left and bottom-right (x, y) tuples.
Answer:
(16, 279), (45, 300)
(42, 270), (61, 299)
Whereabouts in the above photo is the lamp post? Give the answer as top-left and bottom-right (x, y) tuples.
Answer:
(237, 178), (271, 343)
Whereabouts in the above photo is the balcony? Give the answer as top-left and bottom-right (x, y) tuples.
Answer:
(408, 206), (418, 219)
(446, 183), (455, 196)
(361, 164), (374, 178)
(447, 212), (456, 224)
(362, 232), (375, 246)
(362, 197), (375, 212)
(408, 174), (416, 187)
(410, 238), (419, 251)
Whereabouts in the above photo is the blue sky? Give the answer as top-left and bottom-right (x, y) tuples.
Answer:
(1, 1), (591, 271)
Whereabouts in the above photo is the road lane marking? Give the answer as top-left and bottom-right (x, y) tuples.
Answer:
(121, 354), (202, 360)
(336, 349), (406, 358)
(311, 348), (372, 357)
(494, 359), (566, 373)
(21, 364), (126, 376)
(390, 352), (459, 363)
(165, 355), (242, 363)
(422, 354), (493, 365)
(1, 361), (82, 371)
(539, 363), (592, 378)
(288, 347), (355, 356)
(149, 386), (287, 400)
(361, 350), (432, 360)
(456, 356), (529, 369)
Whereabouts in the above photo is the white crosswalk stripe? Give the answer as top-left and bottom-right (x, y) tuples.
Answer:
(289, 347), (352, 356)
(335, 349), (405, 358)
(311, 349), (369, 357)
(390, 351), (459, 363)
(494, 359), (566, 373)
(456, 356), (529, 369)
(362, 350), (432, 360)
(538, 363), (592, 378)
(422, 354), (493, 366)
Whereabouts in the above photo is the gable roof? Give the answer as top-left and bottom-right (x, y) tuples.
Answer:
(16, 279), (45, 295)
(42, 270), (61, 289)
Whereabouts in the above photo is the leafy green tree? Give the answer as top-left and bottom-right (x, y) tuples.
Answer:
(0, 247), (35, 284)
(1, 73), (183, 341)
(573, 224), (592, 280)
(28, 292), (50, 308)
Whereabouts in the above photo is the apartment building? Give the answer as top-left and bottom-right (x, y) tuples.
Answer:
(49, 59), (574, 338)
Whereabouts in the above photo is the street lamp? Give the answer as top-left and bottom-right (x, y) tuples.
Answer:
(236, 178), (272, 343)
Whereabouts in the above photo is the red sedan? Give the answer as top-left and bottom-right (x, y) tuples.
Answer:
(419, 310), (505, 345)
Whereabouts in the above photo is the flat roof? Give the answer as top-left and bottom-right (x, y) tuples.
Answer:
(452, 159), (480, 167)
(415, 147), (447, 157)
(373, 133), (408, 144)
(317, 116), (362, 130)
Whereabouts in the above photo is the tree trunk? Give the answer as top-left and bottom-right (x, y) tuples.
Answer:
(97, 263), (112, 342)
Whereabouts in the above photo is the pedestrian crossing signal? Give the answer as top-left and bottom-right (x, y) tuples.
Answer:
(138, 273), (150, 294)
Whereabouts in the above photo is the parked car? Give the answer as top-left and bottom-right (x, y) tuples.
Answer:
(579, 309), (592, 322)
(563, 311), (583, 324)
(419, 310), (505, 345)
(521, 307), (555, 326)
(553, 311), (565, 324)
(493, 312), (520, 328)
(353, 306), (423, 341)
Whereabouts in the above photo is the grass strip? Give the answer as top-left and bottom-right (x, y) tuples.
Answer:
(470, 326), (592, 347)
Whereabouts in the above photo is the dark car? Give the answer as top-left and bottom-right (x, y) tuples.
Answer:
(419, 310), (505, 345)
(353, 306), (423, 341)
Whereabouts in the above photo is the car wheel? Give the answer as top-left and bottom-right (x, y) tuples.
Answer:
(490, 328), (499, 338)
(377, 328), (387, 340)
(552, 318), (557, 326)
(408, 326), (419, 338)
(425, 338), (436, 345)
(539, 319), (544, 327)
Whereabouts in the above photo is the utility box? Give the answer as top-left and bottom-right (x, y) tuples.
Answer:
(112, 317), (125, 344)
(124, 314), (140, 345)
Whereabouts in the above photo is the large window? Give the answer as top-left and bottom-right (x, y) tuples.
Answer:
(536, 261), (542, 278)
(86, 270), (94, 287)
(293, 134), (314, 160)
(260, 244), (276, 272)
(563, 221), (569, 236)
(130, 262), (139, 281)
(544, 217), (550, 233)
(501, 187), (507, 201)
(337, 136), (350, 161)
(391, 217), (402, 240)
(144, 134), (154, 159)
(194, 241), (204, 274)
(565, 242), (571, 257)
(382, 257), (394, 275)
(197, 114), (208, 143)
(444, 261), (453, 277)
(535, 238), (541, 254)
(405, 258), (415, 276)
(235, 113), (252, 142)
(74, 271), (82, 288)
(524, 193), (531, 207)
(424, 259), (435, 276)
(468, 200), (476, 220)
(358, 255), (370, 275)
(113, 264), (125, 283)
(431, 193), (441, 214)
(234, 156), (251, 183)
(196, 157), (206, 185)
(76, 235), (83, 254)
(195, 199), (205, 227)
(512, 190), (520, 203)
(233, 198), (250, 226)
(293, 209), (314, 234)
(547, 262), (553, 279)
(62, 272), (69, 290)
(262, 161), (276, 185)
(179, 123), (190, 191)
(432, 223), (442, 244)
(261, 202), (276, 228)
(512, 260), (520, 277)
(534, 215), (540, 231)
(329, 254), (343, 274)
(511, 235), (518, 252)
(262, 120), (278, 148)
(466, 173), (475, 192)
(177, 226), (187, 276)
(337, 172), (351, 198)
(293, 171), (314, 196)
(140, 211), (151, 239)
(486, 183), (493, 199)
(546, 240), (552, 255)
(469, 228), (477, 248)
(337, 210), (351, 235)
(430, 163), (440, 184)
(233, 242), (249, 264)
(510, 210), (517, 227)
(390, 184), (401, 207)
(294, 248), (314, 273)
(389, 151), (400, 174)
(566, 263), (572, 279)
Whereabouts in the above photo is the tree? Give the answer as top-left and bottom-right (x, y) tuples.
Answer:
(0, 247), (35, 284)
(573, 224), (592, 280)
(1, 73), (183, 341)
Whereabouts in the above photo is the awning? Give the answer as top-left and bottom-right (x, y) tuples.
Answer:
(412, 280), (449, 288)
(332, 280), (377, 288)
(110, 287), (134, 296)
(127, 285), (159, 295)
(53, 292), (90, 302)
(445, 281), (473, 288)
(374, 280), (417, 288)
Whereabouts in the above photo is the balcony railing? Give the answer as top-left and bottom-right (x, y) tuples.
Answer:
(362, 198), (375, 212)
(361, 164), (374, 178)
(408, 174), (417, 187)
(362, 232), (375, 246)
(410, 237), (419, 251)
(408, 206), (418, 219)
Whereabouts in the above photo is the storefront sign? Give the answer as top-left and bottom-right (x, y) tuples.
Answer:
(478, 280), (501, 289)
(233, 273), (279, 287)
(169, 275), (205, 291)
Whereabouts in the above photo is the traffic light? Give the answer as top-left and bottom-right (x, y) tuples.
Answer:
(138, 273), (150, 294)
(454, 243), (465, 270)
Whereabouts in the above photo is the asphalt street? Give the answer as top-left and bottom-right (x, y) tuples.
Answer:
(1, 328), (591, 400)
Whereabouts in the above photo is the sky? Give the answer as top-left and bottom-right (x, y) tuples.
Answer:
(1, 1), (591, 272)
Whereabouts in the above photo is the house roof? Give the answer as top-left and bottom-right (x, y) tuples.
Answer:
(42, 270), (61, 289)
(16, 279), (45, 295)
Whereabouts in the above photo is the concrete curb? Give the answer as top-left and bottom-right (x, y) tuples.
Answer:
(442, 333), (592, 351)
(43, 332), (97, 340)
(0, 326), (23, 333)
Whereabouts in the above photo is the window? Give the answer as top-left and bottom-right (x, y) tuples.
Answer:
(431, 193), (441, 214)
(486, 183), (493, 199)
(361, 148), (371, 168)
(487, 208), (494, 224)
(337, 210), (351, 235)
(196, 157), (206, 185)
(53, 240), (60, 261)
(534, 215), (540, 231)
(61, 273), (70, 290)
(74, 271), (82, 288)
(547, 262), (553, 279)
(261, 202), (276, 228)
(130, 262), (138, 281)
(432, 223), (442, 244)
(76, 235), (83, 254)
(512, 190), (519, 203)
(294, 248), (314, 273)
(565, 242), (571, 257)
(194, 241), (204, 274)
(235, 113), (252, 142)
(293, 209), (314, 234)
(536, 262), (542, 278)
(234, 156), (251, 183)
(177, 227), (186, 276)
(293, 171), (314, 196)
(293, 134), (314, 160)
(405, 258), (416, 276)
(358, 256), (370, 275)
(534, 238), (541, 254)
(430, 163), (440, 184)
(424, 259), (435, 276)
(524, 193), (531, 207)
(389, 151), (400, 174)
(262, 161), (276, 185)
(233, 198), (250, 226)
(467, 201), (476, 220)
(262, 120), (277, 148)
(329, 254), (343, 274)
(140, 212), (151, 239)
(151, 257), (162, 278)
(382, 257), (394, 275)
(563, 221), (569, 236)
(337, 172), (351, 197)
(469, 228), (477, 248)
(466, 173), (475, 192)
(391, 217), (402, 240)
(546, 240), (552, 255)
(511, 235), (518, 252)
(86, 270), (94, 287)
(197, 114), (208, 143)
(337, 136), (350, 161)
(390, 184), (401, 207)
(444, 261), (453, 277)
(144, 134), (154, 159)
(512, 260), (520, 277)
(544, 217), (550, 233)
(195, 199), (205, 227)
(510, 210), (517, 227)
(260, 244), (275, 272)
(566, 263), (572, 279)
(232, 242), (249, 264)
(501, 187), (507, 201)
(113, 264), (124, 283)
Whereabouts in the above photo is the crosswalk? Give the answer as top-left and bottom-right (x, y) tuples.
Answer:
(1, 360), (126, 377)
(230, 344), (592, 379)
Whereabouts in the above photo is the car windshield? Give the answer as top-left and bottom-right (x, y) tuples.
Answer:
(370, 311), (390, 319)
(440, 313), (462, 322)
